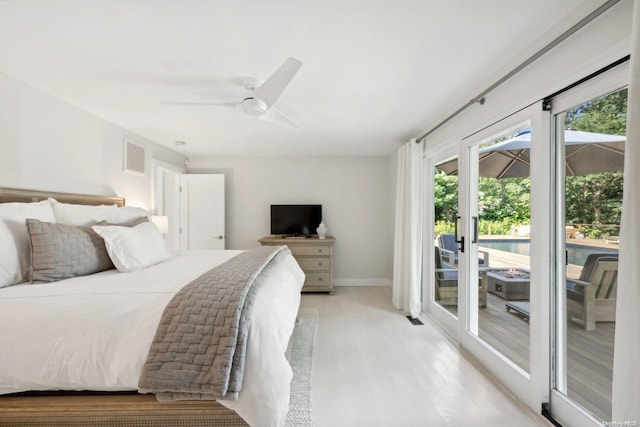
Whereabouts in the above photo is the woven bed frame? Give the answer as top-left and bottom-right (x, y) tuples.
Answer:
(0, 187), (248, 426)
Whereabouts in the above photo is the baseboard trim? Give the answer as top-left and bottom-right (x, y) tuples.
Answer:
(334, 278), (390, 287)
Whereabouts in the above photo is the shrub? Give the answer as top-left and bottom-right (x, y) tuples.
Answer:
(434, 219), (525, 236)
(434, 221), (455, 236)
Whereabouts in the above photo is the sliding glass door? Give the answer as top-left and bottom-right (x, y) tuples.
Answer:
(423, 63), (628, 426)
(549, 68), (627, 425)
(455, 103), (550, 412)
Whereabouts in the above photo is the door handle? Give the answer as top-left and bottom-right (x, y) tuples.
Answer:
(213, 235), (224, 240)
(472, 216), (478, 244)
(455, 216), (465, 253)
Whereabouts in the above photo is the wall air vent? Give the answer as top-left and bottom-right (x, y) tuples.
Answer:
(406, 316), (424, 325)
(123, 139), (146, 175)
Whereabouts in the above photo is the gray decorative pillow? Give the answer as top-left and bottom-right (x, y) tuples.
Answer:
(25, 219), (115, 283)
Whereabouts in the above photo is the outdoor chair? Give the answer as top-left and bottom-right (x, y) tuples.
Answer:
(604, 235), (620, 244)
(434, 246), (487, 307)
(566, 253), (618, 331)
(437, 234), (489, 266)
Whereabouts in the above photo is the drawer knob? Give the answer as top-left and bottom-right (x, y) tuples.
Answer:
(317, 262), (323, 267)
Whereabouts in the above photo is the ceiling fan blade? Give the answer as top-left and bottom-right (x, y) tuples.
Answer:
(260, 107), (303, 131)
(254, 57), (302, 108)
(160, 101), (238, 108)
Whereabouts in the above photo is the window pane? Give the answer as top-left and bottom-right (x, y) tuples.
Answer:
(433, 159), (459, 315)
(555, 88), (626, 421)
(473, 124), (532, 373)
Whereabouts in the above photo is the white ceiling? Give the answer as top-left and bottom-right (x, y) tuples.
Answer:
(0, 0), (595, 157)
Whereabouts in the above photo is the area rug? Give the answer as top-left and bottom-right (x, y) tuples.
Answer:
(284, 307), (318, 427)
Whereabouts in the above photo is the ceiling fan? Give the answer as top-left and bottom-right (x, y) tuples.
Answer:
(161, 57), (303, 130)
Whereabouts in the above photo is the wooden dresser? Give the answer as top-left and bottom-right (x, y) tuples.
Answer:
(259, 236), (335, 294)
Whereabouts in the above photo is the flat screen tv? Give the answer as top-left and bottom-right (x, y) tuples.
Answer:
(270, 204), (322, 237)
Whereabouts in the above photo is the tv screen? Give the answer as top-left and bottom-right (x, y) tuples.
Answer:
(271, 205), (322, 236)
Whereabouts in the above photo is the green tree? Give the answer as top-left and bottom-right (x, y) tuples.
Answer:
(564, 88), (626, 232)
(566, 89), (627, 134)
(434, 169), (458, 222)
(479, 177), (530, 223)
(565, 172), (623, 225)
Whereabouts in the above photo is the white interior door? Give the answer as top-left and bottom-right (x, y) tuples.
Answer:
(179, 174), (225, 250)
(161, 171), (181, 250)
(153, 161), (185, 251)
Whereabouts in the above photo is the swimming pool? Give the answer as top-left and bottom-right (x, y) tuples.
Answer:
(478, 239), (618, 266)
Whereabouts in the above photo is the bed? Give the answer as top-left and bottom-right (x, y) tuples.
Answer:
(0, 187), (305, 427)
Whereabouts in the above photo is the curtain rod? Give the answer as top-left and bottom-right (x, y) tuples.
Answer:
(459, 54), (629, 142)
(416, 0), (621, 143)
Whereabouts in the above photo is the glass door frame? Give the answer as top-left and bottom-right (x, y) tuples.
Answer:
(548, 62), (628, 427)
(456, 102), (551, 412)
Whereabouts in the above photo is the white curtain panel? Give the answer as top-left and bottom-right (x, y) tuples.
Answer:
(612, 0), (640, 422)
(393, 139), (423, 318)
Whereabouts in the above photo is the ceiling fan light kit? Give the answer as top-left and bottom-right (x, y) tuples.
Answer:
(242, 98), (268, 116)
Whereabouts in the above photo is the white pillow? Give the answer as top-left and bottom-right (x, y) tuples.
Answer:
(0, 200), (56, 287)
(50, 198), (150, 227)
(50, 198), (119, 226)
(92, 222), (171, 272)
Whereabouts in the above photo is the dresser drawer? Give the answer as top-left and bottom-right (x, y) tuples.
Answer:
(259, 236), (335, 293)
(297, 257), (330, 271)
(290, 245), (332, 256)
(304, 272), (331, 286)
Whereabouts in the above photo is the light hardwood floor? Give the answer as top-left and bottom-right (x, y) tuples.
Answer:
(301, 286), (551, 427)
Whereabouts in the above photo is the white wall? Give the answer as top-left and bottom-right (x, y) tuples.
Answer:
(0, 73), (185, 209)
(188, 156), (393, 285)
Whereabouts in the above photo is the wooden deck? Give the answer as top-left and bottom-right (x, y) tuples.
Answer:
(441, 277), (614, 421)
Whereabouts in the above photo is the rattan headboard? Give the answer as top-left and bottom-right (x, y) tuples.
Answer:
(0, 187), (125, 207)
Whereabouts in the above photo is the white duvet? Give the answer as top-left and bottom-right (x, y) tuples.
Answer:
(0, 249), (305, 427)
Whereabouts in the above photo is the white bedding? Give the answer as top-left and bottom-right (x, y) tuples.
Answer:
(0, 249), (305, 427)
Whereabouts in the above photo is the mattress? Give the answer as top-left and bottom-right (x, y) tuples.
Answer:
(0, 249), (305, 427)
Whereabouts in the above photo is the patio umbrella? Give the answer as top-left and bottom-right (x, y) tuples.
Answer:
(437, 128), (625, 178)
